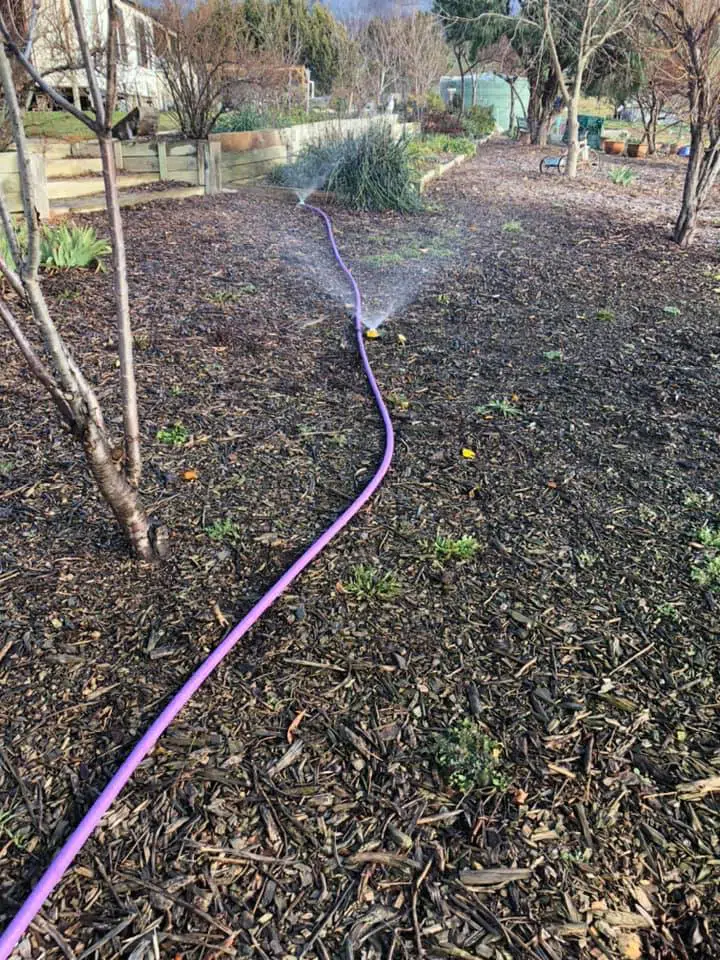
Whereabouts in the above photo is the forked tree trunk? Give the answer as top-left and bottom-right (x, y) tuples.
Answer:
(98, 135), (142, 487)
(565, 98), (580, 178)
(674, 125), (704, 247)
(527, 69), (558, 147)
(83, 421), (155, 559)
(674, 134), (720, 248)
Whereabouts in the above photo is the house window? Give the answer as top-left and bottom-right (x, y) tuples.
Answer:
(135, 17), (152, 67)
(115, 10), (128, 63)
(153, 22), (168, 58)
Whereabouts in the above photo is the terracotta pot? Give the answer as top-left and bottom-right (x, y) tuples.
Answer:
(627, 142), (647, 158)
(604, 139), (625, 155)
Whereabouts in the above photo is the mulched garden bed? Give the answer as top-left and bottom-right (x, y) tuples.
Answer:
(1, 140), (719, 960)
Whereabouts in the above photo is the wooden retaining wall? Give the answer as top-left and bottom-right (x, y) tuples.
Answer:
(0, 117), (418, 211)
(213, 117), (418, 187)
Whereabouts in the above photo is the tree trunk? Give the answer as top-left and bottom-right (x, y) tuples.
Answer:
(565, 98), (580, 178)
(528, 68), (558, 146)
(83, 420), (156, 560)
(674, 125), (704, 247)
(98, 134), (142, 487)
(647, 99), (660, 155)
(507, 78), (516, 136)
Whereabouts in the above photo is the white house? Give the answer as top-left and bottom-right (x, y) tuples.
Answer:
(25, 0), (172, 112)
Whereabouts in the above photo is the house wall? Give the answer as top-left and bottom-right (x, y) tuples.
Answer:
(30, 0), (172, 111)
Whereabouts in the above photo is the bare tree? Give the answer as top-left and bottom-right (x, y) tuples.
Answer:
(360, 15), (404, 107)
(647, 0), (720, 247)
(394, 12), (450, 104)
(542, 0), (640, 176)
(158, 0), (250, 140)
(0, 0), (162, 559)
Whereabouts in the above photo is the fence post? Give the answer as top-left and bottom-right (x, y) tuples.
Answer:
(157, 140), (168, 182)
(200, 140), (222, 194)
(29, 154), (49, 221)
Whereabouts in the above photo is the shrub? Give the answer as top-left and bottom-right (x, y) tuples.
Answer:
(406, 134), (476, 164)
(425, 91), (445, 113)
(422, 110), (464, 136)
(461, 105), (495, 139)
(214, 107), (318, 133)
(270, 127), (422, 213)
(213, 108), (265, 133)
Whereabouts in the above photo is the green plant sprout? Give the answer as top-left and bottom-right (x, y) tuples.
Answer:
(433, 719), (507, 791)
(596, 308), (616, 322)
(434, 534), (481, 562)
(156, 424), (190, 446)
(543, 349), (564, 361)
(205, 518), (241, 543)
(502, 220), (523, 233)
(342, 564), (400, 600)
(476, 399), (522, 418)
(608, 166), (637, 186)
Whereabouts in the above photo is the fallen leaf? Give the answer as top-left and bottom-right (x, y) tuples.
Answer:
(182, 469), (198, 481)
(513, 787), (529, 805)
(617, 932), (643, 959)
(397, 333), (407, 345)
(287, 710), (306, 743)
(366, 328), (380, 339)
(462, 448), (476, 459)
(511, 393), (520, 402)
(547, 480), (558, 489)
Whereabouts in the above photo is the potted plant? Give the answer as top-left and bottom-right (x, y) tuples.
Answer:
(603, 130), (627, 155)
(627, 141), (648, 158)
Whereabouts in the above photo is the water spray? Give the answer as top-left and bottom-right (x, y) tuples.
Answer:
(0, 203), (394, 960)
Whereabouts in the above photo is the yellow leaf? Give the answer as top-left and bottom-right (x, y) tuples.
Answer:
(618, 932), (643, 960)
(397, 333), (407, 345)
(462, 448), (476, 459)
(182, 469), (198, 481)
(366, 328), (380, 339)
(511, 393), (520, 402)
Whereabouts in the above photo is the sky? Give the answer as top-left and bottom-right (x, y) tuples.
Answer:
(324, 0), (431, 17)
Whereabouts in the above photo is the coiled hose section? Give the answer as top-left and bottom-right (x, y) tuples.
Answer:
(0, 203), (394, 960)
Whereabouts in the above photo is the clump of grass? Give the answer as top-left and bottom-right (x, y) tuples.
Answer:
(608, 166), (637, 187)
(692, 524), (720, 589)
(684, 490), (713, 509)
(596, 308), (616, 322)
(663, 305), (681, 316)
(0, 221), (111, 272)
(207, 290), (240, 305)
(206, 518), (241, 543)
(0, 805), (28, 850)
(434, 534), (481, 562)
(0, 460), (12, 476)
(270, 127), (421, 213)
(342, 564), (400, 600)
(433, 719), (507, 792)
(543, 349), (564, 361)
(476, 398), (522, 418)
(40, 223), (111, 271)
(156, 424), (189, 446)
(502, 220), (523, 234)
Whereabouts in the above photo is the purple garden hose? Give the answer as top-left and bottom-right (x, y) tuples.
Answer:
(0, 203), (394, 960)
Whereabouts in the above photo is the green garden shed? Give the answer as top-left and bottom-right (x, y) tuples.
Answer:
(439, 73), (530, 132)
